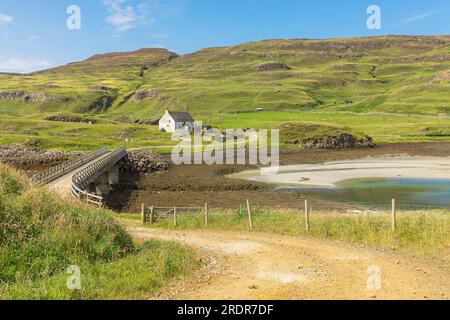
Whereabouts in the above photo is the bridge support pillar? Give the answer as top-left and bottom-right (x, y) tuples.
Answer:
(87, 183), (97, 194)
(95, 172), (111, 196)
(108, 164), (119, 185)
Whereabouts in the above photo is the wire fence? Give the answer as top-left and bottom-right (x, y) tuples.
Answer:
(139, 200), (450, 216)
(139, 198), (450, 234)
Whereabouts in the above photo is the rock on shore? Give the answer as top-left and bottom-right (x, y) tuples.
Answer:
(301, 134), (375, 149)
(1, 144), (169, 174)
(118, 150), (169, 174)
(279, 123), (375, 149)
(0, 144), (80, 169)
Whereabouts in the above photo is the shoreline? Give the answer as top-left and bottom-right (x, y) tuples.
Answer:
(107, 144), (450, 212)
(230, 155), (450, 188)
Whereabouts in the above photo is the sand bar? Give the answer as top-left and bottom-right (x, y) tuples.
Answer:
(229, 156), (450, 188)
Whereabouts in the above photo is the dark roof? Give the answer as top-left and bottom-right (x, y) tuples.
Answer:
(168, 111), (195, 122)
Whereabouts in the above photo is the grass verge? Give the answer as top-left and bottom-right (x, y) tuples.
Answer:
(120, 207), (450, 261)
(1, 240), (199, 300)
(0, 165), (199, 300)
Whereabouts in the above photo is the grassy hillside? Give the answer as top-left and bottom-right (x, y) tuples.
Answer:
(0, 165), (198, 299)
(2, 36), (450, 118)
(1, 36), (450, 150)
(0, 48), (177, 116)
(116, 35), (450, 117)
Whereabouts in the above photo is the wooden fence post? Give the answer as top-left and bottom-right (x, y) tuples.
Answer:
(305, 199), (310, 234)
(391, 198), (397, 232)
(246, 200), (253, 230)
(141, 204), (146, 224)
(174, 206), (177, 227)
(204, 203), (208, 227)
(150, 206), (154, 224)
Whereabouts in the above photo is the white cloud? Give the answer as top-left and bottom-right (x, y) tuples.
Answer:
(0, 57), (52, 73)
(399, 11), (435, 25)
(101, 0), (154, 33)
(0, 13), (13, 25)
(149, 43), (165, 48)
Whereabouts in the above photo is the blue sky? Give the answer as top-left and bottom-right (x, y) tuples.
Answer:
(0, 0), (449, 72)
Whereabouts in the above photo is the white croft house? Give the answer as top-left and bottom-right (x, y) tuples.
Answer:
(159, 110), (195, 133)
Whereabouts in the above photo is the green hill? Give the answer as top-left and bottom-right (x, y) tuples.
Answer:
(0, 48), (178, 116)
(2, 35), (450, 118)
(1, 35), (450, 150)
(130, 35), (450, 117)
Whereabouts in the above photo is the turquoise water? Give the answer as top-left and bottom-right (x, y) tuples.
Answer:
(279, 178), (450, 209)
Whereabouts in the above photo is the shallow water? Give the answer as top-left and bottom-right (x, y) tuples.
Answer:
(277, 178), (450, 209)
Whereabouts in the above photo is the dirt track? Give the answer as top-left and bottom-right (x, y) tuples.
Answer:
(126, 224), (450, 300)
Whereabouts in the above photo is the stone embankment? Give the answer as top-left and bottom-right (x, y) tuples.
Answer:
(1, 145), (169, 174)
(0, 144), (80, 169)
(44, 115), (97, 124)
(117, 150), (169, 174)
(301, 134), (375, 149)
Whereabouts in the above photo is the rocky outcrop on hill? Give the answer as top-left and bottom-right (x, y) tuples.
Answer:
(116, 92), (134, 107)
(92, 85), (113, 91)
(434, 70), (450, 81)
(44, 115), (97, 124)
(389, 54), (450, 64)
(118, 150), (169, 174)
(86, 94), (117, 112)
(33, 84), (61, 89)
(134, 88), (177, 106)
(0, 91), (53, 103)
(134, 89), (160, 102)
(280, 123), (375, 150)
(129, 119), (159, 125)
(256, 62), (292, 72)
(300, 134), (375, 149)
(0, 144), (80, 169)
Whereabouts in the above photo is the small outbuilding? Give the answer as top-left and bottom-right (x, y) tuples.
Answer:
(159, 110), (195, 133)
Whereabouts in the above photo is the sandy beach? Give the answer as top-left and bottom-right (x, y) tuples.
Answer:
(230, 156), (450, 188)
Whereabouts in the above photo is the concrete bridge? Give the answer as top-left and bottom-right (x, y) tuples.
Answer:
(31, 147), (127, 206)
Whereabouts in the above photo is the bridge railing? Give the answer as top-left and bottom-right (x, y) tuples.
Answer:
(30, 148), (110, 187)
(71, 147), (127, 206)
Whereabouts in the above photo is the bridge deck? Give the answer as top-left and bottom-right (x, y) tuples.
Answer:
(48, 151), (113, 197)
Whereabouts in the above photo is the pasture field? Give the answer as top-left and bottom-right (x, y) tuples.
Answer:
(1, 110), (449, 151)
(3, 36), (450, 151)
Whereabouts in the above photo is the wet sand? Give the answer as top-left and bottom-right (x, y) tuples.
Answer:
(230, 156), (450, 188)
(106, 143), (450, 212)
